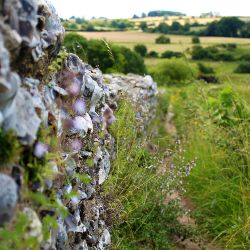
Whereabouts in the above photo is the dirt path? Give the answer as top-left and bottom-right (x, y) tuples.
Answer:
(164, 105), (222, 250)
(165, 105), (177, 137)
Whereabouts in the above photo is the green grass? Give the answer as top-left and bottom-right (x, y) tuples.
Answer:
(0, 129), (21, 167)
(129, 34), (250, 248)
(102, 98), (192, 249)
(164, 83), (250, 249)
(145, 38), (250, 248)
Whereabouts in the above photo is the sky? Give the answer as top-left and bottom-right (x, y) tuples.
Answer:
(50, 0), (250, 19)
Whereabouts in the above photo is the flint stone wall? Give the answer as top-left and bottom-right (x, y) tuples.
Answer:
(0, 1), (157, 249)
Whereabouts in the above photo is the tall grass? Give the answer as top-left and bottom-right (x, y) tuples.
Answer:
(170, 83), (250, 248)
(102, 98), (190, 249)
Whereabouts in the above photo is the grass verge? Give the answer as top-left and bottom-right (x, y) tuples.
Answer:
(167, 83), (250, 249)
(102, 97), (191, 249)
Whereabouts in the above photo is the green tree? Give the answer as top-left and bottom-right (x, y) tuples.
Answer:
(140, 22), (148, 31)
(119, 47), (146, 75)
(192, 36), (200, 44)
(157, 22), (169, 34)
(68, 23), (78, 30)
(75, 17), (85, 24)
(64, 33), (88, 60)
(64, 33), (146, 75)
(147, 51), (158, 58)
(170, 21), (182, 32)
(86, 39), (115, 70)
(204, 17), (244, 37)
(183, 23), (190, 32)
(155, 35), (170, 44)
(148, 10), (185, 17)
(85, 23), (95, 31)
(134, 44), (148, 57)
(240, 23), (250, 38)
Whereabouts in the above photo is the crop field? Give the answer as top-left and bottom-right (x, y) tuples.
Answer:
(78, 31), (250, 53)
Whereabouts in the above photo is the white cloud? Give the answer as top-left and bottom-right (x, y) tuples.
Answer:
(50, 0), (250, 19)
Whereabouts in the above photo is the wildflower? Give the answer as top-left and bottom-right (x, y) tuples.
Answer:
(67, 79), (81, 96)
(34, 142), (49, 158)
(73, 99), (86, 115)
(70, 139), (82, 151)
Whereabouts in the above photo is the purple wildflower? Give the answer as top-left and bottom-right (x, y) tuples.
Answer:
(73, 99), (86, 115)
(34, 142), (49, 158)
(70, 139), (82, 151)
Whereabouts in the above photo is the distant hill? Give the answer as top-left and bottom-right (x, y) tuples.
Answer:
(148, 10), (186, 17)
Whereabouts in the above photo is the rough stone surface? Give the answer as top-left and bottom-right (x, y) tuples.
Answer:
(0, 174), (18, 226)
(0, 1), (157, 249)
(23, 207), (43, 243)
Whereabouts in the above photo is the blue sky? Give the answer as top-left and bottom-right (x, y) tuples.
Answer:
(50, 0), (250, 19)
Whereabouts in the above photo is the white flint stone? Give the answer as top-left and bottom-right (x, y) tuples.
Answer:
(23, 207), (43, 243)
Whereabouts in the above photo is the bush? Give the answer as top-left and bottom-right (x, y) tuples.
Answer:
(155, 35), (171, 44)
(150, 58), (197, 85)
(191, 46), (234, 61)
(64, 33), (146, 75)
(198, 74), (219, 84)
(197, 62), (215, 74)
(161, 50), (183, 59)
(64, 32), (88, 60)
(235, 62), (250, 73)
(217, 43), (237, 50)
(119, 47), (147, 74)
(85, 23), (96, 31)
(215, 52), (235, 61)
(134, 44), (147, 57)
(147, 51), (159, 58)
(227, 43), (237, 50)
(192, 36), (200, 44)
(68, 23), (78, 30)
(191, 46), (213, 60)
(240, 54), (250, 61)
(85, 39), (116, 71)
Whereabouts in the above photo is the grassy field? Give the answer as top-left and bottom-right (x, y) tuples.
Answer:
(143, 31), (250, 248)
(79, 31), (250, 53)
(162, 82), (250, 248)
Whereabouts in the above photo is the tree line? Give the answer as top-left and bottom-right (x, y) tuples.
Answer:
(141, 17), (250, 38)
